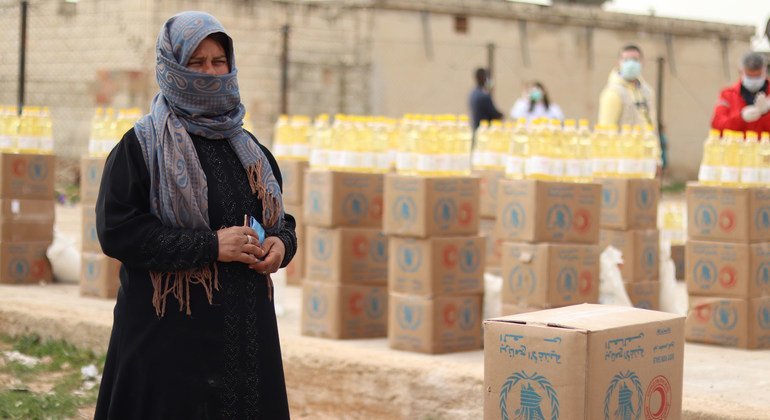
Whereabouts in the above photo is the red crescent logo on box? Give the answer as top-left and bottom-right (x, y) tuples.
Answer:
(718, 209), (735, 232)
(719, 266), (737, 288)
(349, 292), (364, 315)
(369, 196), (383, 220)
(572, 208), (591, 234)
(30, 260), (45, 277)
(458, 202), (473, 226)
(694, 304), (711, 323)
(12, 159), (26, 177)
(443, 303), (457, 327)
(351, 235), (369, 259)
(442, 245), (459, 269)
(578, 271), (592, 294)
(644, 375), (672, 420)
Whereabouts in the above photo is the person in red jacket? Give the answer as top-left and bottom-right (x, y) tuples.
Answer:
(711, 51), (770, 134)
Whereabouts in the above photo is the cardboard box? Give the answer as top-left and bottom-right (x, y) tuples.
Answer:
(600, 229), (659, 282)
(284, 226), (305, 286)
(501, 303), (553, 316)
(484, 304), (685, 420)
(686, 296), (770, 349)
(303, 170), (383, 228)
(383, 174), (480, 238)
(388, 293), (482, 354)
(0, 153), (55, 200)
(0, 221), (53, 243)
(480, 218), (503, 270)
(285, 203), (304, 230)
(501, 242), (599, 307)
(474, 169), (505, 219)
(81, 205), (101, 253)
(80, 252), (121, 298)
(277, 159), (309, 206)
(685, 241), (770, 298)
(80, 156), (106, 205)
(624, 280), (660, 310)
(599, 178), (659, 230)
(305, 226), (388, 285)
(495, 179), (600, 244)
(670, 244), (685, 280)
(0, 242), (53, 284)
(301, 281), (388, 339)
(388, 235), (485, 296)
(0, 199), (55, 222)
(687, 183), (770, 243)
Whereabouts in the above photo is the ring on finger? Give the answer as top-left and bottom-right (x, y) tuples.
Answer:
(246, 235), (252, 245)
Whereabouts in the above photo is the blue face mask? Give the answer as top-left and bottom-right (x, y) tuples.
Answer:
(620, 59), (642, 81)
(529, 88), (543, 102)
(742, 75), (766, 93)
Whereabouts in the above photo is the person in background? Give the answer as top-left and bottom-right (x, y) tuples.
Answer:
(468, 67), (503, 135)
(94, 11), (295, 419)
(510, 81), (564, 122)
(711, 51), (770, 134)
(598, 44), (657, 129)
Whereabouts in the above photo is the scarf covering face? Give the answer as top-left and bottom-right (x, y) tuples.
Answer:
(134, 11), (284, 316)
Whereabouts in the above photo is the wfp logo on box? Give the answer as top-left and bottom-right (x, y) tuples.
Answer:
(557, 267), (578, 299)
(507, 266), (536, 297)
(306, 288), (327, 318)
(758, 301), (770, 330)
(343, 193), (368, 223)
(433, 198), (457, 230)
(397, 303), (422, 330)
(393, 196), (416, 226)
(501, 203), (525, 233)
(370, 236), (388, 263)
(754, 206), (770, 231)
(546, 204), (572, 233)
(308, 191), (323, 215)
(635, 187), (654, 210)
(8, 259), (29, 280)
(87, 165), (99, 184)
(602, 184), (619, 208)
(397, 243), (422, 273)
(442, 301), (476, 330)
(84, 260), (99, 281)
(756, 262), (770, 292)
(713, 301), (738, 331)
(693, 204), (717, 232)
(312, 236), (332, 261)
(365, 292), (385, 319)
(499, 371), (559, 420)
(459, 243), (480, 273)
(28, 158), (48, 181)
(604, 371), (643, 420)
(693, 260), (717, 289)
(642, 246), (656, 270)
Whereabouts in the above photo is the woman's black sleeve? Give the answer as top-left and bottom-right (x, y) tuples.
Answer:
(95, 129), (219, 272)
(256, 138), (298, 269)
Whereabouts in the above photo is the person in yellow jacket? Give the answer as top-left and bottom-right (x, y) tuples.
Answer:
(598, 44), (657, 130)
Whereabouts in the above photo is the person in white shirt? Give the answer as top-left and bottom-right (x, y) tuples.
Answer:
(510, 81), (564, 123)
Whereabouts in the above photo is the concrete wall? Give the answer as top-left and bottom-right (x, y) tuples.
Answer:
(0, 0), (754, 180)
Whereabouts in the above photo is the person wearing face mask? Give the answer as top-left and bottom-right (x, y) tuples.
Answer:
(598, 44), (657, 130)
(510, 81), (564, 123)
(711, 51), (770, 134)
(469, 67), (504, 136)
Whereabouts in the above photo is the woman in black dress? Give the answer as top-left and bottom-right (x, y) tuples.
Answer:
(94, 11), (295, 419)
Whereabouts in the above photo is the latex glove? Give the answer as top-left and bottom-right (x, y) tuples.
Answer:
(742, 105), (762, 122)
(754, 92), (770, 114)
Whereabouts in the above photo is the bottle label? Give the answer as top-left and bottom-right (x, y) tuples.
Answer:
(741, 168), (760, 185)
(526, 156), (551, 176)
(375, 153), (391, 171)
(17, 136), (38, 151)
(698, 165), (718, 182)
(720, 166), (740, 183)
(550, 159), (564, 177)
(340, 151), (358, 169)
(39, 137), (54, 153)
(564, 159), (583, 178)
(396, 153), (414, 172)
(360, 152), (376, 170)
(472, 151), (498, 169)
(581, 160), (594, 179)
(617, 158), (639, 175)
(293, 144), (311, 159)
(309, 149), (327, 169)
(505, 156), (525, 178)
(761, 168), (770, 184)
(273, 143), (291, 158)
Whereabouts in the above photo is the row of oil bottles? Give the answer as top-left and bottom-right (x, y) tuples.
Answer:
(273, 113), (661, 180)
(698, 129), (770, 187)
(87, 107), (257, 157)
(0, 105), (55, 154)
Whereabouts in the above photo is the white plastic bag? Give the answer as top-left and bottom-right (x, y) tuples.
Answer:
(659, 239), (688, 315)
(46, 228), (80, 284)
(599, 245), (633, 306)
(483, 271), (503, 320)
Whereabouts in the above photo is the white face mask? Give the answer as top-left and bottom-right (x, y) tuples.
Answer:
(742, 75), (766, 93)
(619, 59), (642, 81)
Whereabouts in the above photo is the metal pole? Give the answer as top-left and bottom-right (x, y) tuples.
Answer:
(486, 42), (495, 95)
(280, 24), (290, 115)
(18, 0), (28, 115)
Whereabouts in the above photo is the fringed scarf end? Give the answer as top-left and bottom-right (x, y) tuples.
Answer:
(150, 263), (219, 317)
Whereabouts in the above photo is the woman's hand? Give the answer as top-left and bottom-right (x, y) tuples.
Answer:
(216, 226), (264, 264)
(249, 236), (285, 275)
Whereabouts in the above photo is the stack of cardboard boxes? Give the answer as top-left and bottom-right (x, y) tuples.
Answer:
(684, 184), (770, 349)
(384, 174), (484, 354)
(598, 178), (661, 309)
(495, 179), (601, 314)
(80, 156), (120, 298)
(476, 169), (505, 274)
(300, 170), (389, 339)
(0, 153), (55, 284)
(276, 159), (308, 285)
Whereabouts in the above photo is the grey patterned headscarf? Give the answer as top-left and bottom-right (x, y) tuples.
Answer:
(134, 11), (284, 316)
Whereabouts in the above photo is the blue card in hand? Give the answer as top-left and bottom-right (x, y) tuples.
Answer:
(249, 215), (266, 245)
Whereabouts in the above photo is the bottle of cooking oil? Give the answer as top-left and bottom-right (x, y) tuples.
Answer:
(0, 106), (19, 152)
(561, 119), (580, 182)
(454, 114), (472, 176)
(526, 118), (550, 179)
(548, 119), (565, 180)
(272, 115), (290, 158)
(17, 106), (41, 154)
(760, 132), (770, 186)
(698, 129), (722, 185)
(641, 124), (659, 179)
(604, 124), (620, 177)
(720, 130), (742, 186)
(472, 120), (491, 170)
(38, 107), (54, 154)
(741, 131), (761, 186)
(616, 124), (635, 178)
(577, 119), (593, 182)
(309, 113), (330, 170)
(591, 124), (609, 178)
(489, 119), (506, 170)
(87, 108), (104, 157)
(505, 117), (528, 179)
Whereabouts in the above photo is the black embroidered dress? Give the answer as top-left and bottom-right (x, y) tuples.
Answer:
(94, 128), (295, 419)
